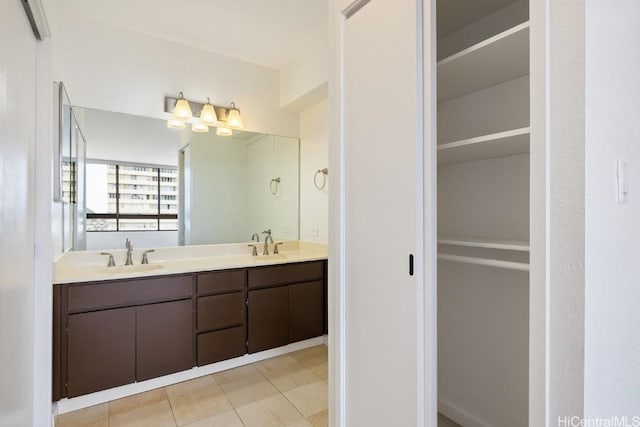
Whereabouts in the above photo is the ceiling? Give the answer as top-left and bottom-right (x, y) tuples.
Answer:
(63, 0), (328, 70)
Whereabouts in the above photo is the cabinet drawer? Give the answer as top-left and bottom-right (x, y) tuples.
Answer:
(197, 292), (245, 331)
(197, 270), (245, 295)
(197, 327), (246, 366)
(67, 275), (192, 313)
(248, 261), (324, 289)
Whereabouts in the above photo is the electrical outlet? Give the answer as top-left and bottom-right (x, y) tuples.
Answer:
(311, 227), (319, 237)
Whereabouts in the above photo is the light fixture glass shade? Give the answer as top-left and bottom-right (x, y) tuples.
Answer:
(200, 98), (217, 126)
(216, 126), (233, 136)
(173, 92), (192, 121)
(167, 119), (186, 129)
(192, 121), (209, 133)
(226, 103), (243, 129)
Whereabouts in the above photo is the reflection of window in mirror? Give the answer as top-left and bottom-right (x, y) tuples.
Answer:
(86, 161), (179, 232)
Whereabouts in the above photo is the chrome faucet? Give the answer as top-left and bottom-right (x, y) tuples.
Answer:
(141, 249), (155, 264)
(125, 239), (134, 265)
(251, 233), (260, 242)
(262, 229), (274, 255)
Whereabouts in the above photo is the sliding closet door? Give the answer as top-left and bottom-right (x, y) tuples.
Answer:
(343, 0), (422, 425)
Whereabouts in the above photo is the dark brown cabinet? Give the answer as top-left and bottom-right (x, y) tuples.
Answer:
(67, 307), (136, 397)
(136, 300), (193, 381)
(248, 286), (289, 353)
(247, 261), (325, 353)
(289, 281), (324, 343)
(195, 269), (246, 366)
(53, 260), (327, 401)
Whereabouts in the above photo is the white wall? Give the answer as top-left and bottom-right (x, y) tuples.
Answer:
(584, 0), (640, 418)
(0, 2), (38, 425)
(51, 9), (299, 138)
(547, 0), (587, 422)
(299, 99), (329, 243)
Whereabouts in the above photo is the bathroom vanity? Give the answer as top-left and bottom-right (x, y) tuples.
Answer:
(52, 242), (327, 401)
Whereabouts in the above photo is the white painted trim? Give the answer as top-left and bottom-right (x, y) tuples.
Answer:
(422, 1), (439, 426)
(439, 398), (491, 427)
(529, 0), (550, 425)
(54, 336), (325, 415)
(328, 2), (347, 426)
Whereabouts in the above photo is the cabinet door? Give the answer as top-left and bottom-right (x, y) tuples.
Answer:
(289, 281), (324, 343)
(136, 299), (193, 381)
(248, 287), (288, 353)
(67, 307), (135, 397)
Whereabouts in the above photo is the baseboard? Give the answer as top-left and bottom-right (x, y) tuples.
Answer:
(54, 336), (326, 415)
(439, 398), (492, 427)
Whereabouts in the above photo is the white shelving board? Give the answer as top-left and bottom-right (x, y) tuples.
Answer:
(438, 253), (530, 272)
(437, 127), (530, 165)
(438, 237), (530, 251)
(437, 21), (530, 102)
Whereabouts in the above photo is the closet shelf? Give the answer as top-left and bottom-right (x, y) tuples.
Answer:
(438, 253), (530, 272)
(437, 21), (530, 102)
(438, 237), (530, 252)
(437, 127), (530, 165)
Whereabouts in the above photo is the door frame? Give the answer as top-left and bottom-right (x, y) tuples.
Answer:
(329, 0), (550, 426)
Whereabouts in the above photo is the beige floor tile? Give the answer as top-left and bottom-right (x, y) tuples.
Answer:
(109, 399), (176, 427)
(283, 381), (328, 418)
(181, 409), (244, 427)
(214, 364), (264, 386)
(255, 355), (299, 375)
(264, 363), (321, 393)
(219, 373), (281, 408)
(56, 403), (109, 427)
(288, 346), (328, 363)
(300, 357), (328, 382)
(236, 394), (304, 427)
(307, 409), (328, 427)
(166, 375), (233, 425)
(109, 387), (168, 417)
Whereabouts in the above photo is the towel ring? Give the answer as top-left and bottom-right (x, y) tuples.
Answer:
(314, 168), (328, 190)
(270, 177), (281, 195)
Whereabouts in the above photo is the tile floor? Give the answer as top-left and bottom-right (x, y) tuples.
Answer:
(56, 345), (328, 427)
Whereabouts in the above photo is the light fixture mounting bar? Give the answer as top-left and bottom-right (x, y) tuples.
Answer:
(164, 96), (231, 122)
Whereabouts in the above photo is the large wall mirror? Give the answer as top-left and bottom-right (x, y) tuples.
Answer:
(69, 107), (299, 251)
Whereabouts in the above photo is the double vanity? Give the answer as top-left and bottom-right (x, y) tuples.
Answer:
(52, 241), (328, 402)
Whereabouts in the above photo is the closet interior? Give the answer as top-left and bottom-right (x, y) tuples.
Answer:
(436, 1), (530, 426)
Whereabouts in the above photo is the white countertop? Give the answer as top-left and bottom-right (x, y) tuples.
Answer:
(54, 241), (328, 284)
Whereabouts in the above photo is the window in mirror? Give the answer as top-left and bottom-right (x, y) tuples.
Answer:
(86, 161), (179, 231)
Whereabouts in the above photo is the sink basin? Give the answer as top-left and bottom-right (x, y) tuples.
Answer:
(98, 264), (164, 275)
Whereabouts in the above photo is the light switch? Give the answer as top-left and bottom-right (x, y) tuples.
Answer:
(617, 160), (629, 203)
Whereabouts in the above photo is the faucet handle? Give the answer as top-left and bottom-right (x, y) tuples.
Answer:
(262, 228), (272, 235)
(100, 252), (116, 267)
(248, 244), (258, 256)
(273, 242), (284, 254)
(141, 249), (155, 264)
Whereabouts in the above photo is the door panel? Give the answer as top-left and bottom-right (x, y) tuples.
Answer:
(343, 0), (421, 424)
(248, 287), (288, 353)
(67, 307), (136, 397)
(136, 299), (193, 381)
(289, 281), (324, 342)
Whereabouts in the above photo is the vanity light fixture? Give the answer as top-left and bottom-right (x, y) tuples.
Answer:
(226, 102), (243, 129)
(216, 126), (233, 136)
(167, 119), (186, 129)
(172, 92), (193, 121)
(199, 98), (218, 126)
(164, 94), (245, 133)
(192, 121), (209, 133)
